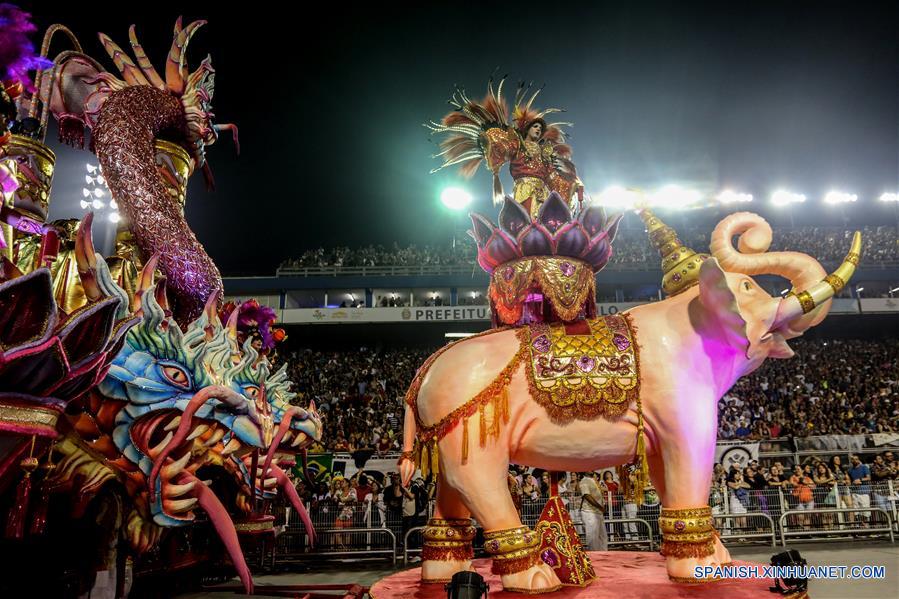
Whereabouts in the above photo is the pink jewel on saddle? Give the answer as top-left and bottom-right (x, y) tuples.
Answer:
(532, 334), (551, 353)
(541, 548), (559, 567)
(672, 273), (682, 283)
(674, 520), (686, 532)
(613, 333), (630, 352)
(577, 356), (596, 372)
(503, 266), (515, 281)
(489, 540), (500, 551)
(559, 261), (575, 276)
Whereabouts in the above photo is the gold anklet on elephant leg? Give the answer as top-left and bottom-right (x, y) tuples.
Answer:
(658, 506), (717, 559)
(484, 526), (542, 575)
(421, 518), (476, 566)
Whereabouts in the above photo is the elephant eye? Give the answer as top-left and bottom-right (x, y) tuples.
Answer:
(161, 364), (190, 388)
(243, 385), (260, 400)
(743, 281), (753, 292)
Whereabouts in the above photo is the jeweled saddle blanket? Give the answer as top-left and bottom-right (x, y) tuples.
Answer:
(525, 313), (640, 424)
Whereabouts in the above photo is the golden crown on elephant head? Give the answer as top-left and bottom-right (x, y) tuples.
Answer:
(638, 207), (710, 297)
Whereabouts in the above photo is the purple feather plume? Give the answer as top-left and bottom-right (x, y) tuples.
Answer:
(0, 4), (52, 90)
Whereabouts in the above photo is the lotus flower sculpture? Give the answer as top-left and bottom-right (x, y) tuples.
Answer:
(470, 193), (622, 273)
(0, 217), (136, 440)
(469, 193), (622, 326)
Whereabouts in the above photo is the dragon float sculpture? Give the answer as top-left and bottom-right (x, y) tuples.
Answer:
(0, 9), (314, 596)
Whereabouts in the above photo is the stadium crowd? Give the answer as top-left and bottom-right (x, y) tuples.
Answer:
(285, 337), (898, 455)
(278, 225), (898, 271)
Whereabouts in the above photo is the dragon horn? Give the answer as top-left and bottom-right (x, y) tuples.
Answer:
(98, 32), (149, 87)
(75, 213), (102, 302)
(214, 124), (240, 156)
(154, 278), (169, 312)
(173, 16), (183, 36)
(133, 253), (159, 312)
(225, 302), (240, 341)
(166, 20), (206, 95)
(128, 25), (165, 90)
(204, 290), (220, 322)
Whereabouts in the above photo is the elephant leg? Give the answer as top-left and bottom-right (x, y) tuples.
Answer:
(653, 408), (728, 583)
(420, 479), (476, 583)
(437, 424), (561, 594)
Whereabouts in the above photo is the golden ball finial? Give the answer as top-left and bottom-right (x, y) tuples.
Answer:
(638, 208), (708, 296)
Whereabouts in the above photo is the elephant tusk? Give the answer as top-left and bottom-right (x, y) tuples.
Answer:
(774, 231), (861, 328)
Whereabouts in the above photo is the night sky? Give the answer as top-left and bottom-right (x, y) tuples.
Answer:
(20, 1), (899, 275)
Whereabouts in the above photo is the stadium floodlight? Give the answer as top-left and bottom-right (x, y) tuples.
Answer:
(81, 188), (90, 198)
(108, 212), (120, 223)
(440, 187), (472, 210)
(770, 190), (806, 207)
(594, 185), (641, 210)
(650, 184), (700, 210)
(110, 199), (118, 210)
(79, 200), (89, 210)
(91, 199), (104, 210)
(85, 175), (94, 185)
(85, 163), (98, 174)
(879, 193), (899, 203)
(823, 191), (857, 205)
(717, 190), (753, 204)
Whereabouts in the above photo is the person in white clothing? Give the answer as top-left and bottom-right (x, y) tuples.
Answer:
(578, 472), (608, 551)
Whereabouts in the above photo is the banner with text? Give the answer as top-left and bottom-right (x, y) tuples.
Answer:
(280, 303), (643, 324)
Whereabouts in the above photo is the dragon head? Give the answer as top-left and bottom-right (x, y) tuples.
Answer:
(97, 286), (268, 527)
(90, 17), (238, 188)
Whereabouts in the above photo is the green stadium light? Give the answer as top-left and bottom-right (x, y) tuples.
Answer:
(441, 187), (472, 210)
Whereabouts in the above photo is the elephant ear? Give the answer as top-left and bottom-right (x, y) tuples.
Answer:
(698, 258), (751, 357)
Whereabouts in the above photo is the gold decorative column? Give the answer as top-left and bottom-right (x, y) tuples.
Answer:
(639, 208), (708, 297)
(1, 135), (55, 266)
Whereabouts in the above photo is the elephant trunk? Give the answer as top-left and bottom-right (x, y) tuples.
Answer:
(709, 212), (828, 334)
(92, 85), (223, 326)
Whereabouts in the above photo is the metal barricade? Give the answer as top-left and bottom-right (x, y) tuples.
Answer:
(277, 527), (397, 564)
(403, 526), (426, 564)
(713, 512), (777, 546)
(778, 508), (895, 545)
(604, 517), (655, 550)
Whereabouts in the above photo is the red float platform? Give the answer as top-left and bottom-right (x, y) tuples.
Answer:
(370, 551), (805, 598)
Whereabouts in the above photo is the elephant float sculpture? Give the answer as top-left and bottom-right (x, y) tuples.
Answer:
(400, 197), (861, 593)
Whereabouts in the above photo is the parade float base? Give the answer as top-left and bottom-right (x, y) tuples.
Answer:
(369, 551), (801, 598)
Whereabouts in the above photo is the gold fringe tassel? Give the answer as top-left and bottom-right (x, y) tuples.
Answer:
(462, 418), (469, 465)
(501, 387), (510, 424)
(479, 403), (487, 447)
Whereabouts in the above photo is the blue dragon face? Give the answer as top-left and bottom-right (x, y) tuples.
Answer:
(225, 346), (322, 507)
(96, 287), (266, 527)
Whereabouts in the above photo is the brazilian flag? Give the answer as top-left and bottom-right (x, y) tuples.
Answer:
(296, 453), (334, 483)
